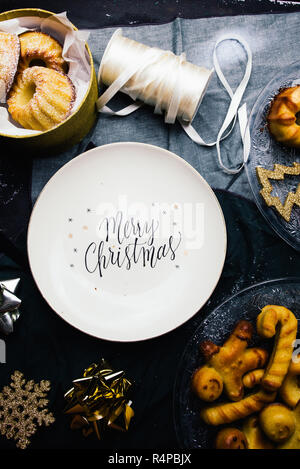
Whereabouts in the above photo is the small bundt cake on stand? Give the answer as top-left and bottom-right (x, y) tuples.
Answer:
(267, 85), (300, 148)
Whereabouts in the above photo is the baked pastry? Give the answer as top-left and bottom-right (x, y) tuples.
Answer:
(257, 305), (298, 392)
(256, 163), (300, 222)
(259, 403), (295, 443)
(18, 31), (67, 74)
(243, 369), (264, 389)
(191, 366), (223, 402)
(215, 427), (248, 449)
(280, 354), (300, 408)
(0, 32), (20, 101)
(267, 86), (300, 148)
(7, 66), (75, 131)
(197, 321), (268, 401)
(243, 416), (274, 449)
(200, 389), (276, 426)
(278, 402), (300, 449)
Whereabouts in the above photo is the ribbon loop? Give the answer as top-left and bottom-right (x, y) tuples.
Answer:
(181, 35), (252, 174)
(97, 29), (252, 175)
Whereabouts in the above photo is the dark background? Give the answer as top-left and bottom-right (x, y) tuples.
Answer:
(1, 0), (300, 29)
(1, 0), (300, 451)
(2, 0), (300, 255)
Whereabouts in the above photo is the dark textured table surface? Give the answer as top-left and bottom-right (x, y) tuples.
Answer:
(2, 0), (300, 28)
(1, 0), (300, 451)
(1, 0), (300, 256)
(1, 190), (300, 450)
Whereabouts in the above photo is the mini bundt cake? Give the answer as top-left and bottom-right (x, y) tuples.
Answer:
(267, 85), (300, 148)
(18, 31), (67, 74)
(0, 32), (20, 101)
(7, 66), (75, 131)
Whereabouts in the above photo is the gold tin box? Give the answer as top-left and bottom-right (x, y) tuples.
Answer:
(0, 8), (98, 153)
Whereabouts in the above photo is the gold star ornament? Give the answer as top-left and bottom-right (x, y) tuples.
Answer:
(256, 162), (300, 222)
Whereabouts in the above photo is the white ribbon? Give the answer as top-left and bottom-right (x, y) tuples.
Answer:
(181, 35), (252, 174)
(97, 46), (159, 113)
(97, 33), (252, 175)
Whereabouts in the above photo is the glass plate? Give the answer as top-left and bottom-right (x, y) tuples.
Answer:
(246, 61), (300, 251)
(173, 277), (300, 449)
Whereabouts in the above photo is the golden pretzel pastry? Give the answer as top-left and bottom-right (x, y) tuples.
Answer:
(278, 402), (300, 449)
(215, 427), (248, 449)
(256, 305), (298, 391)
(243, 415), (274, 449)
(259, 403), (295, 443)
(197, 321), (268, 401)
(200, 389), (276, 426)
(191, 366), (223, 402)
(280, 354), (300, 408)
(243, 369), (265, 389)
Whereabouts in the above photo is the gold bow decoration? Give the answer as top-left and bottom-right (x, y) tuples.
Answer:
(64, 359), (134, 439)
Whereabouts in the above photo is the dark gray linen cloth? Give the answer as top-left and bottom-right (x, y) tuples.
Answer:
(31, 12), (300, 202)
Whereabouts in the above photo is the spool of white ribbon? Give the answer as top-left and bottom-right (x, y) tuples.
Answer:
(97, 29), (252, 175)
(97, 29), (213, 123)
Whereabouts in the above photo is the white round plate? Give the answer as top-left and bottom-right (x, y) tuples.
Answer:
(28, 142), (227, 342)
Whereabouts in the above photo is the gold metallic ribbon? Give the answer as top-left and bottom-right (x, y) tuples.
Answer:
(64, 359), (134, 439)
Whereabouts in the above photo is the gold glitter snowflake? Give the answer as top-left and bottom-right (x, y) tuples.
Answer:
(0, 371), (55, 449)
